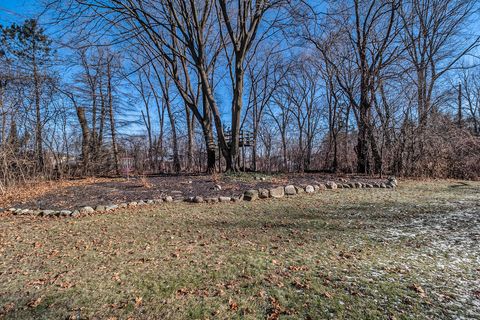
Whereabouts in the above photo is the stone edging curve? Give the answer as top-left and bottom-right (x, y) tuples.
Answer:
(5, 178), (398, 218)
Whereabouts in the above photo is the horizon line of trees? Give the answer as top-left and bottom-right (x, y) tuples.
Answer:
(0, 0), (479, 191)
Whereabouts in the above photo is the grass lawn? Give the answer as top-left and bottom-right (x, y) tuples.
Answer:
(1, 180), (479, 319)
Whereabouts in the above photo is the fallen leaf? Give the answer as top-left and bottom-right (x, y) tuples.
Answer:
(409, 283), (426, 298)
(228, 298), (238, 311)
(27, 297), (42, 308)
(134, 296), (142, 308)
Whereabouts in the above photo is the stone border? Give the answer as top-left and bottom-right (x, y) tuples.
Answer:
(5, 178), (398, 218)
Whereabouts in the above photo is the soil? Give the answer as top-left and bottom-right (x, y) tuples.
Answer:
(8, 173), (385, 210)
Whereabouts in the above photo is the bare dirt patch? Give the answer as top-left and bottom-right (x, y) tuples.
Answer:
(6, 173), (384, 210)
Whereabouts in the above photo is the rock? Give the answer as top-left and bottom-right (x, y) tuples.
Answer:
(269, 186), (285, 198)
(41, 209), (55, 216)
(219, 196), (232, 203)
(244, 189), (259, 201)
(80, 206), (94, 214)
(106, 205), (118, 211)
(153, 199), (163, 204)
(354, 182), (362, 188)
(59, 210), (71, 217)
(339, 178), (348, 183)
(95, 205), (106, 212)
(193, 196), (204, 203)
(387, 176), (398, 188)
(146, 200), (154, 205)
(318, 184), (327, 191)
(164, 196), (173, 203)
(305, 185), (315, 193)
(295, 186), (305, 194)
(119, 203), (128, 208)
(343, 184), (351, 189)
(349, 182), (356, 188)
(205, 197), (219, 203)
(284, 185), (297, 195)
(213, 184), (222, 191)
(366, 184), (374, 188)
(313, 185), (320, 192)
(258, 188), (270, 199)
(380, 183), (387, 188)
(71, 210), (80, 217)
(8, 208), (16, 212)
(137, 200), (147, 206)
(128, 202), (138, 207)
(232, 195), (243, 202)
(20, 209), (30, 215)
(326, 181), (337, 190)
(337, 184), (344, 189)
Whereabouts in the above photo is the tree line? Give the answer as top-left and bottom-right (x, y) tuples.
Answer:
(0, 0), (479, 190)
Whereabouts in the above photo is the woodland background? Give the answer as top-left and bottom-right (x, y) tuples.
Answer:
(0, 0), (479, 192)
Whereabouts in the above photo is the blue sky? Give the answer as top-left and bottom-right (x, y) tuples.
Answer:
(0, 0), (39, 25)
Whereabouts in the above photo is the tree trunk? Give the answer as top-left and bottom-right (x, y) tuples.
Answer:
(356, 101), (369, 174)
(165, 99), (181, 173)
(76, 106), (90, 175)
(33, 57), (44, 171)
(186, 106), (194, 172)
(107, 59), (119, 175)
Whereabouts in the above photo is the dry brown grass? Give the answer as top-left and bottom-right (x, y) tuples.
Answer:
(0, 180), (479, 319)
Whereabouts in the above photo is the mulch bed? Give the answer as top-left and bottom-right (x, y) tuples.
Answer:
(8, 173), (385, 211)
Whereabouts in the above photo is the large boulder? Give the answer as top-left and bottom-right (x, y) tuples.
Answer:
(269, 186), (285, 198)
(284, 185), (297, 196)
(244, 189), (259, 201)
(305, 185), (315, 193)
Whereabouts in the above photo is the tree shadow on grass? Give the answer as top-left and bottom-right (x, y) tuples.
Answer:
(448, 182), (479, 191)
